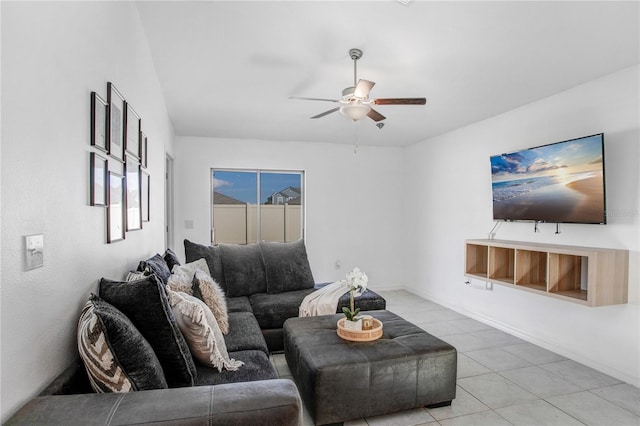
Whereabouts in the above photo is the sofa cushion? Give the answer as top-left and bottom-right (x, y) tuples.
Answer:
(193, 270), (229, 334)
(137, 253), (171, 284)
(225, 311), (269, 354)
(184, 239), (226, 291)
(219, 243), (267, 297)
(249, 288), (316, 329)
(194, 350), (277, 386)
(226, 296), (253, 313)
(98, 275), (197, 388)
(163, 248), (181, 272)
(77, 295), (167, 392)
(260, 240), (315, 294)
(166, 289), (243, 373)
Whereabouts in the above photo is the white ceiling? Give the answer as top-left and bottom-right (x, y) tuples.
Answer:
(136, 1), (639, 147)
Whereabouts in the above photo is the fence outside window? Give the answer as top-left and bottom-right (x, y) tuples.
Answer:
(211, 169), (304, 245)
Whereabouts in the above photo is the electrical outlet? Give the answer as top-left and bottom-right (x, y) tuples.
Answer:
(25, 234), (44, 270)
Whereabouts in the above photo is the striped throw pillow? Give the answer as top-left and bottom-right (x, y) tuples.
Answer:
(77, 295), (168, 392)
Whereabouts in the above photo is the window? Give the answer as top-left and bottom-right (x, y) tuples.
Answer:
(211, 169), (304, 245)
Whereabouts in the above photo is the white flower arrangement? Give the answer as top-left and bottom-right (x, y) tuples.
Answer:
(342, 267), (368, 321)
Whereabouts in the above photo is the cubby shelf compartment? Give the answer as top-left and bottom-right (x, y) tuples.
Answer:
(465, 243), (488, 279)
(489, 246), (515, 284)
(464, 239), (628, 307)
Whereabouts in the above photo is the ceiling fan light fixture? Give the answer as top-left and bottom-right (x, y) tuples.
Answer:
(339, 104), (371, 121)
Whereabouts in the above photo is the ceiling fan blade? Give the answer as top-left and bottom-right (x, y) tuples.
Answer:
(373, 98), (427, 105)
(367, 108), (386, 122)
(353, 79), (375, 98)
(289, 96), (339, 102)
(311, 107), (340, 119)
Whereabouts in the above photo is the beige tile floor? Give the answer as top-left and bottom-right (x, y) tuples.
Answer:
(270, 290), (640, 426)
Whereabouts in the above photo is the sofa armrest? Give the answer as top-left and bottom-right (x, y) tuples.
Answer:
(6, 379), (302, 426)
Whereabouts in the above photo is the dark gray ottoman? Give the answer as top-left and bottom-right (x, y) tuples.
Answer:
(283, 310), (457, 425)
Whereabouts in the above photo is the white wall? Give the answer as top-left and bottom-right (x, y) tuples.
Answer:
(173, 137), (406, 288)
(404, 65), (640, 386)
(1, 2), (173, 420)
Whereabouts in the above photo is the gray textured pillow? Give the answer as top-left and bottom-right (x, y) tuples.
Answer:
(98, 275), (197, 388)
(166, 267), (193, 295)
(219, 243), (267, 297)
(77, 295), (167, 392)
(260, 239), (315, 294)
(184, 239), (226, 291)
(136, 253), (171, 285)
(163, 248), (181, 272)
(167, 258), (211, 295)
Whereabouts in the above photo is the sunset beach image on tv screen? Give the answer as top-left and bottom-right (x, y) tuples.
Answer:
(490, 134), (606, 224)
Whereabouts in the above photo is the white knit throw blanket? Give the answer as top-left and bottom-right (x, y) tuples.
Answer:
(299, 281), (348, 317)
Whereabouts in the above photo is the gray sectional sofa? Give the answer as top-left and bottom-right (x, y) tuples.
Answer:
(6, 239), (386, 425)
(184, 239), (387, 351)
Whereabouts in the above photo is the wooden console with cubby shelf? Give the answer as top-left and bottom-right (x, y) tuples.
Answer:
(465, 239), (628, 307)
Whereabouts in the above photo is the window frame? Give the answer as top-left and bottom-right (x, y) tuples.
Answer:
(210, 168), (305, 245)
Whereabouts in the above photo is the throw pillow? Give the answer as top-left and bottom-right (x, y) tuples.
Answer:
(192, 269), (229, 334)
(219, 243), (267, 297)
(136, 253), (171, 285)
(166, 267), (193, 295)
(125, 270), (148, 282)
(98, 275), (197, 388)
(77, 295), (167, 392)
(172, 258), (210, 281)
(163, 248), (181, 272)
(166, 288), (243, 372)
(184, 239), (226, 291)
(260, 239), (315, 294)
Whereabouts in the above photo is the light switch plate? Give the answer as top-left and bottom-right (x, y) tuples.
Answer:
(25, 234), (44, 270)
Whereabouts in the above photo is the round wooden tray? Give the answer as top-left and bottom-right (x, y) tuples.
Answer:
(337, 318), (383, 342)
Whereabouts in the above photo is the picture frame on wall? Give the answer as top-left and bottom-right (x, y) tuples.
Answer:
(107, 82), (125, 163)
(142, 170), (150, 222)
(125, 155), (142, 231)
(90, 152), (108, 206)
(90, 92), (108, 152)
(140, 131), (148, 168)
(125, 102), (141, 160)
(107, 171), (125, 243)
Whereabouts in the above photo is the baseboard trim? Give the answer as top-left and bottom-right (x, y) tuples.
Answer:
(390, 285), (640, 388)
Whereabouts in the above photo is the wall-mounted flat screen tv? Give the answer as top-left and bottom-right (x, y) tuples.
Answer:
(490, 133), (606, 224)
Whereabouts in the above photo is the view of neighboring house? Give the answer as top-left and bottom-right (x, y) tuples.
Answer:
(213, 191), (245, 205)
(265, 187), (301, 205)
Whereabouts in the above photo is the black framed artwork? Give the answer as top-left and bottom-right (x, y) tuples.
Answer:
(141, 170), (150, 222)
(107, 171), (125, 243)
(90, 92), (108, 152)
(90, 152), (108, 206)
(125, 155), (142, 231)
(124, 102), (141, 160)
(107, 82), (125, 163)
(140, 131), (148, 168)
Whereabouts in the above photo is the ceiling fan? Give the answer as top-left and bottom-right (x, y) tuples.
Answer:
(290, 48), (426, 123)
